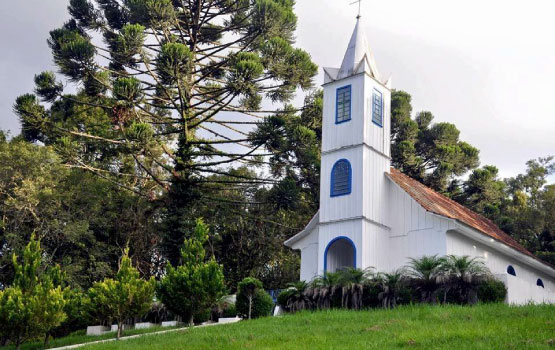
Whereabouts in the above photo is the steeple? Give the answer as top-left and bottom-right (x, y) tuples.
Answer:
(324, 18), (381, 83)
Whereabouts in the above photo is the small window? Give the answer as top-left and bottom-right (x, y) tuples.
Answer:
(331, 159), (352, 197)
(537, 279), (544, 288)
(336, 86), (351, 124)
(372, 89), (383, 126)
(507, 265), (516, 276)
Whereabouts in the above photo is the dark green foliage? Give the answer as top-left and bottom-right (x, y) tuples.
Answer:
(0, 236), (67, 350)
(157, 219), (226, 325)
(236, 277), (273, 319)
(390, 90), (480, 192)
(277, 288), (295, 307)
(236, 289), (274, 319)
(0, 138), (160, 289)
(15, 0), (318, 281)
(453, 165), (506, 219)
(406, 255), (446, 303)
(34, 72), (63, 102)
(221, 303), (237, 318)
(478, 279), (507, 303)
(86, 249), (155, 339)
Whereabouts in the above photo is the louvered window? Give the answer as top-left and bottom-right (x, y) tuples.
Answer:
(336, 86), (351, 123)
(331, 159), (352, 197)
(372, 89), (383, 126)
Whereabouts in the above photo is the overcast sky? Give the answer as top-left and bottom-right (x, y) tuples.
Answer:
(1, 0), (554, 179)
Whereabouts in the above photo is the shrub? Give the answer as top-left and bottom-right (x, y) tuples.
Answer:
(0, 235), (67, 350)
(277, 288), (295, 307)
(87, 249), (155, 339)
(157, 219), (226, 326)
(236, 278), (273, 319)
(478, 279), (507, 303)
(361, 284), (381, 308)
(221, 304), (237, 318)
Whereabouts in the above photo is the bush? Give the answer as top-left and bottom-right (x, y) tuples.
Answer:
(277, 288), (294, 307)
(361, 284), (381, 308)
(478, 279), (507, 303)
(221, 304), (237, 318)
(236, 278), (273, 319)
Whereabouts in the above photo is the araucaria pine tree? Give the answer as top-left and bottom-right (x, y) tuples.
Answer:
(0, 235), (66, 350)
(14, 0), (318, 264)
(157, 218), (226, 325)
(87, 248), (155, 339)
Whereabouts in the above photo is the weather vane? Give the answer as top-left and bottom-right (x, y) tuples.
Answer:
(350, 0), (362, 19)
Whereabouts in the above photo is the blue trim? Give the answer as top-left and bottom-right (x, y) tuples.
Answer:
(371, 88), (383, 128)
(335, 85), (352, 124)
(324, 236), (356, 272)
(507, 265), (516, 276)
(537, 279), (544, 288)
(330, 159), (352, 197)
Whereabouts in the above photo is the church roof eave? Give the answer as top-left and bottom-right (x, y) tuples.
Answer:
(386, 168), (555, 273)
(284, 211), (319, 248)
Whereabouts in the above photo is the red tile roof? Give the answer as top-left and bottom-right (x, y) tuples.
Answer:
(387, 168), (539, 261)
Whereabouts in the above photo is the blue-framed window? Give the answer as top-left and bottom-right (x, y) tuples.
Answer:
(537, 279), (544, 288)
(331, 159), (352, 197)
(324, 236), (356, 273)
(372, 89), (383, 126)
(336, 85), (351, 124)
(507, 265), (516, 276)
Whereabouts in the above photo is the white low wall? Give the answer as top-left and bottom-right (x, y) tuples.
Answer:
(497, 274), (555, 304)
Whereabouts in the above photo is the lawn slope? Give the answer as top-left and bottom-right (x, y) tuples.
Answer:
(79, 303), (555, 350)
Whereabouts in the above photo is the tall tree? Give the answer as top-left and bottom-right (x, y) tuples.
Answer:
(390, 90), (480, 192)
(453, 165), (506, 219)
(15, 0), (318, 265)
(497, 157), (555, 264)
(0, 137), (159, 289)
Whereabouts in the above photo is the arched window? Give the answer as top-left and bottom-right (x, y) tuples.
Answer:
(331, 159), (352, 197)
(507, 265), (516, 276)
(537, 279), (544, 288)
(324, 236), (356, 273)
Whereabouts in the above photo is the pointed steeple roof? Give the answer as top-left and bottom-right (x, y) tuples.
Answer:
(324, 18), (381, 83)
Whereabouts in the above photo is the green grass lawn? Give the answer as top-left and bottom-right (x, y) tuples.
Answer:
(72, 303), (555, 350)
(3, 326), (184, 350)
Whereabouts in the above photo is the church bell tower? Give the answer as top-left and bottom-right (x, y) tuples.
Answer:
(318, 16), (392, 274)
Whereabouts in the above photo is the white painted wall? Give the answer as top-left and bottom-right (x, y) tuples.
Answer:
(321, 74), (365, 153)
(319, 146), (364, 223)
(318, 219), (364, 277)
(446, 231), (555, 304)
(386, 178), (450, 271)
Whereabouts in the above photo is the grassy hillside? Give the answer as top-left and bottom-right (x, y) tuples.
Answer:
(78, 303), (555, 350)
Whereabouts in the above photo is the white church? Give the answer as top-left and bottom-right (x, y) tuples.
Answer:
(284, 17), (555, 304)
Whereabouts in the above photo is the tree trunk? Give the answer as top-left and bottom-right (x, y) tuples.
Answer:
(248, 295), (253, 319)
(44, 333), (50, 347)
(117, 322), (122, 340)
(15, 337), (21, 350)
(189, 315), (194, 327)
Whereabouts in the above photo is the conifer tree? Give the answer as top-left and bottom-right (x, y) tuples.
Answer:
(0, 235), (66, 350)
(14, 0), (318, 264)
(157, 218), (226, 325)
(87, 248), (155, 339)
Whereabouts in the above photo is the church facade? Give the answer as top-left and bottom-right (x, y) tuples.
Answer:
(284, 18), (555, 304)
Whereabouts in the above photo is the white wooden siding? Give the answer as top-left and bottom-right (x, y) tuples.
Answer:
(446, 231), (555, 303)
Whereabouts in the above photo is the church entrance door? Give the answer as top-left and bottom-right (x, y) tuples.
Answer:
(324, 237), (356, 273)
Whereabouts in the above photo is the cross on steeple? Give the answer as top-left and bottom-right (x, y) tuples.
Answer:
(350, 0), (362, 19)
